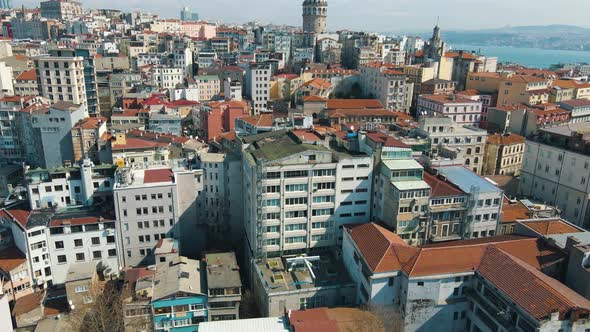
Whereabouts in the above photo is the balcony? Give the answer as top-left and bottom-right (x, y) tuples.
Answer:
(463, 287), (516, 330)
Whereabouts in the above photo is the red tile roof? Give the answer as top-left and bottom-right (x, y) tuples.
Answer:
(478, 245), (590, 320)
(4, 209), (31, 228)
(303, 95), (328, 102)
(326, 99), (383, 110)
(240, 113), (273, 127)
(423, 172), (464, 197)
(420, 94), (479, 104)
(328, 108), (398, 118)
(444, 51), (477, 60)
(520, 219), (583, 235)
(73, 117), (107, 130)
(143, 169), (173, 184)
(111, 137), (169, 151)
(49, 215), (114, 227)
(301, 78), (332, 90)
(15, 69), (36, 81)
(560, 99), (590, 108)
(365, 131), (410, 148)
(500, 198), (530, 223)
(125, 267), (155, 284)
(486, 133), (525, 146)
(0, 247), (27, 272)
(13, 292), (42, 316)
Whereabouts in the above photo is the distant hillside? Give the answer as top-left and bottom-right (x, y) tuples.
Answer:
(439, 25), (590, 51)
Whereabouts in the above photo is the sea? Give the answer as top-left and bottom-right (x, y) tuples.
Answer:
(450, 44), (590, 69)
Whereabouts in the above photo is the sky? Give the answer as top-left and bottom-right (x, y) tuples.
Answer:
(17, 0), (590, 32)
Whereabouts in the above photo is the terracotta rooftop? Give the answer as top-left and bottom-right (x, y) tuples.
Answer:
(15, 69), (36, 81)
(289, 307), (384, 332)
(444, 51), (477, 60)
(2, 209), (32, 228)
(504, 75), (547, 84)
(365, 131), (410, 148)
(12, 292), (43, 316)
(125, 267), (156, 284)
(111, 137), (169, 151)
(240, 113), (273, 127)
(500, 197), (530, 223)
(520, 219), (583, 235)
(73, 117), (107, 130)
(301, 78), (332, 90)
(0, 247), (27, 272)
(143, 169), (174, 184)
(49, 215), (115, 227)
(486, 133), (525, 146)
(303, 95), (328, 102)
(478, 245), (590, 321)
(326, 99), (383, 110)
(111, 109), (141, 117)
(423, 172), (464, 197)
(560, 99), (590, 108)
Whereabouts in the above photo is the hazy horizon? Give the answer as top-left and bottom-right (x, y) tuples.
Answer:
(16, 0), (590, 32)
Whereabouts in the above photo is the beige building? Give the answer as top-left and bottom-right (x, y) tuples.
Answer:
(71, 117), (108, 163)
(64, 262), (98, 311)
(34, 53), (88, 111)
(359, 62), (413, 112)
(0, 247), (33, 302)
(466, 71), (551, 106)
(14, 69), (38, 96)
(483, 133), (525, 176)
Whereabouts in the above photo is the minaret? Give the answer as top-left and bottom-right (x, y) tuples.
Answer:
(302, 0), (328, 34)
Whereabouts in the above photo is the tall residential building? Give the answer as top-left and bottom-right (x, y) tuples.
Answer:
(246, 63), (272, 113)
(359, 62), (413, 113)
(34, 52), (89, 113)
(417, 94), (483, 127)
(302, 0), (327, 34)
(0, 62), (13, 95)
(519, 122), (590, 228)
(242, 130), (372, 260)
(113, 166), (203, 267)
(40, 0), (83, 20)
(483, 133), (525, 176)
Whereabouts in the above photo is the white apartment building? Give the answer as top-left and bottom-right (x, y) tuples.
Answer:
(242, 131), (372, 259)
(559, 99), (590, 124)
(171, 47), (193, 77)
(136, 53), (167, 68)
(519, 123), (590, 228)
(247, 63), (271, 114)
(359, 62), (413, 113)
(113, 166), (203, 267)
(33, 54), (88, 111)
(26, 159), (116, 209)
(47, 214), (118, 284)
(150, 66), (183, 89)
(417, 94), (483, 127)
(343, 222), (590, 332)
(0, 62), (14, 95)
(436, 166), (503, 238)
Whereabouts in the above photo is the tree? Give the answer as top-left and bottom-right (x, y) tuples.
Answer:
(66, 280), (126, 332)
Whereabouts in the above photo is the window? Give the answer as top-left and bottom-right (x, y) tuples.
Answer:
(107, 236), (115, 243)
(285, 184), (308, 192)
(74, 285), (88, 293)
(285, 223), (307, 231)
(313, 182), (335, 190)
(74, 239), (83, 247)
(453, 287), (460, 296)
(286, 197), (307, 205)
(57, 255), (67, 263)
(417, 282), (424, 286)
(91, 237), (100, 245)
(93, 251), (102, 259)
(55, 241), (64, 249)
(76, 253), (85, 261)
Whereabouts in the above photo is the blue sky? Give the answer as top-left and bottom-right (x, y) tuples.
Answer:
(17, 0), (590, 32)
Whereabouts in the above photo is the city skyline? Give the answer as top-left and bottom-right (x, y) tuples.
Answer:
(16, 0), (590, 32)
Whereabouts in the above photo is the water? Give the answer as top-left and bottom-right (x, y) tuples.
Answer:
(451, 44), (590, 69)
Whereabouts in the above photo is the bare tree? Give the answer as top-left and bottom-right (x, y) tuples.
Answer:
(66, 280), (126, 332)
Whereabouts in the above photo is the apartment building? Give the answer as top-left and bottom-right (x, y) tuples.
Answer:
(34, 53), (89, 112)
(242, 130), (372, 260)
(171, 47), (193, 77)
(559, 99), (590, 123)
(466, 72), (551, 107)
(519, 122), (590, 228)
(196, 100), (250, 142)
(483, 133), (525, 176)
(359, 62), (413, 113)
(343, 222), (590, 332)
(40, 0), (82, 20)
(417, 116), (488, 175)
(423, 172), (468, 243)
(113, 167), (203, 267)
(46, 212), (118, 284)
(26, 159), (116, 210)
(420, 78), (456, 95)
(436, 166), (503, 238)
(371, 140), (430, 244)
(150, 66), (183, 89)
(417, 94), (483, 127)
(194, 75), (221, 102)
(71, 117), (108, 163)
(0, 246), (33, 301)
(204, 252), (241, 321)
(14, 69), (38, 97)
(246, 63), (272, 113)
